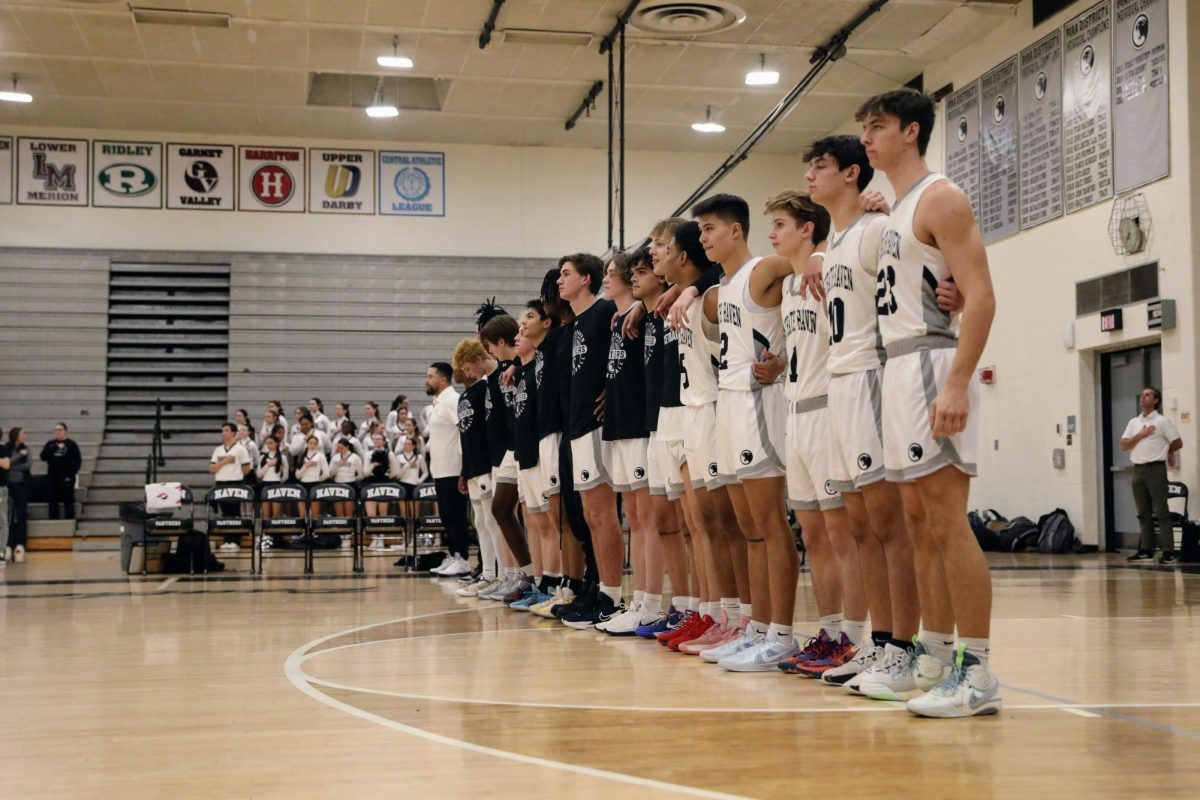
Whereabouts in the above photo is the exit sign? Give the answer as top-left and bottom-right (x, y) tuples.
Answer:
(1100, 308), (1123, 332)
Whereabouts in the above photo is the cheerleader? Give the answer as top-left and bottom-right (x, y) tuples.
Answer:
(308, 397), (332, 435)
(396, 434), (427, 525)
(331, 419), (364, 459)
(385, 394), (409, 442)
(235, 424), (260, 516)
(256, 435), (290, 524)
(363, 433), (401, 548)
(259, 407), (281, 446)
(359, 401), (384, 442)
(359, 420), (384, 455)
(289, 406), (307, 438)
(325, 437), (363, 517)
(295, 434), (328, 518)
(392, 417), (421, 457)
(234, 408), (251, 431)
(330, 403), (353, 439)
(289, 415), (330, 458)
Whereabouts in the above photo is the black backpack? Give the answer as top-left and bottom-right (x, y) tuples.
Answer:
(968, 511), (1001, 552)
(164, 531), (225, 573)
(1037, 508), (1080, 554)
(995, 517), (1040, 552)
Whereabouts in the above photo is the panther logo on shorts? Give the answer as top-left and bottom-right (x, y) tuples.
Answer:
(580, 470), (590, 482)
(549, 475), (558, 487)
(857, 453), (872, 471)
(633, 467), (645, 480)
(708, 462), (719, 477)
(740, 449), (754, 465)
(908, 443), (924, 463)
(824, 479), (836, 496)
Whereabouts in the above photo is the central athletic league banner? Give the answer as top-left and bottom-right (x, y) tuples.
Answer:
(378, 150), (446, 217)
(943, 81), (981, 220)
(16, 137), (88, 206)
(239, 146), (305, 213)
(167, 143), (235, 210)
(309, 149), (376, 214)
(1062, 0), (1113, 214)
(92, 140), (163, 209)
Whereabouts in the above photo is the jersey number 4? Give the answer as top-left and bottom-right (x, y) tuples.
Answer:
(876, 266), (898, 315)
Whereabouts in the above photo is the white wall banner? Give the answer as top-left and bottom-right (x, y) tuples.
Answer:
(0, 136), (12, 204)
(1018, 30), (1064, 230)
(166, 143), (235, 211)
(1062, 0), (1113, 214)
(943, 82), (981, 220)
(309, 149), (375, 215)
(980, 56), (1019, 243)
(1113, 0), (1169, 192)
(239, 146), (306, 213)
(16, 137), (88, 206)
(92, 140), (163, 209)
(379, 150), (445, 217)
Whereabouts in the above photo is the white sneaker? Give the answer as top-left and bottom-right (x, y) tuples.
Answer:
(719, 635), (799, 672)
(478, 575), (513, 600)
(600, 602), (659, 635)
(13, 545), (25, 563)
(700, 628), (761, 664)
(340, 536), (351, 549)
(857, 643), (920, 700)
(3, 546), (11, 562)
(259, 536), (272, 552)
(441, 556), (471, 577)
(457, 578), (493, 597)
(429, 554), (454, 574)
(913, 643), (954, 692)
(823, 641), (882, 689)
(906, 651), (1002, 718)
(219, 542), (239, 553)
(596, 601), (637, 632)
(369, 537), (386, 551)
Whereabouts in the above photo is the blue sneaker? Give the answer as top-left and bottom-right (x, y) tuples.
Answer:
(636, 605), (681, 638)
(509, 587), (550, 611)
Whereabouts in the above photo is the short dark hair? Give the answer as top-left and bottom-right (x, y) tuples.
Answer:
(55, 421), (69, 431)
(802, 135), (875, 191)
(525, 298), (555, 327)
(673, 220), (714, 270)
(855, 89), (936, 156)
(479, 314), (520, 348)
(763, 191), (831, 246)
(1145, 386), (1162, 406)
(221, 422), (236, 434)
(691, 193), (751, 238)
(611, 249), (637, 287)
(430, 362), (453, 381)
(559, 253), (605, 294)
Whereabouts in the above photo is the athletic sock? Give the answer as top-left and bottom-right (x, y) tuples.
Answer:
(518, 563), (533, 577)
(960, 637), (991, 669)
(920, 630), (956, 663)
(842, 619), (868, 645)
(767, 623), (793, 643)
(688, 597), (701, 613)
(870, 630), (892, 649)
(599, 583), (622, 605)
(749, 619), (769, 635)
(643, 592), (662, 614)
(740, 602), (754, 621)
(819, 613), (843, 640)
(720, 597), (740, 622)
(632, 589), (645, 611)
(671, 595), (689, 613)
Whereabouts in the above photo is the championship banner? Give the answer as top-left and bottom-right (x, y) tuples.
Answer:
(1018, 30), (1064, 230)
(92, 140), (162, 209)
(0, 136), (12, 204)
(239, 146), (305, 213)
(1062, 0), (1113, 214)
(379, 150), (445, 217)
(980, 56), (1019, 243)
(309, 149), (375, 214)
(166, 143), (235, 210)
(943, 81), (981, 220)
(1113, 0), (1169, 192)
(16, 137), (87, 206)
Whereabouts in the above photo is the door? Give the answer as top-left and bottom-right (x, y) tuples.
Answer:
(1101, 343), (1162, 550)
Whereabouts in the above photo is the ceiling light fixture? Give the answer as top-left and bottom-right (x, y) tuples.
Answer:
(0, 74), (32, 103)
(745, 53), (779, 86)
(377, 36), (413, 69)
(691, 106), (725, 133)
(365, 77), (398, 118)
(131, 6), (231, 28)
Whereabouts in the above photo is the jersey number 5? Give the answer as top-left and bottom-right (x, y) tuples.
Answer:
(679, 352), (690, 390)
(876, 266), (898, 316)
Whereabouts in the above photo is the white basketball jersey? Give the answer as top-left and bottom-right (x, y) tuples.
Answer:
(717, 257), (785, 392)
(823, 212), (888, 374)
(877, 173), (956, 348)
(781, 264), (830, 402)
(679, 289), (719, 407)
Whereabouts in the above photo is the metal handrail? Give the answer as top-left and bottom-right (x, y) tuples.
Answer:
(145, 398), (165, 484)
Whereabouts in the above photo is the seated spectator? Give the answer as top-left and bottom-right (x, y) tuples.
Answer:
(326, 438), (363, 518)
(295, 434), (328, 517)
(364, 432), (401, 484)
(236, 424), (260, 515)
(209, 422), (251, 553)
(40, 423), (82, 520)
(6, 427), (30, 563)
(256, 435), (290, 520)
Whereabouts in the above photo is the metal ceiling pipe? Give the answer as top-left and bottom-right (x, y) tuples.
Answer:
(478, 0), (506, 49)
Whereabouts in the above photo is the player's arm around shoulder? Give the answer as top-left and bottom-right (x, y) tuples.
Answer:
(750, 255), (790, 307)
(702, 283), (719, 324)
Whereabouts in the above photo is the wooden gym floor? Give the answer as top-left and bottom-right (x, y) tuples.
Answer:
(1, 550), (1198, 799)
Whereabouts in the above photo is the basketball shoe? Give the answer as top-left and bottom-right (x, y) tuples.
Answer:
(563, 593), (621, 630)
(856, 643), (920, 701)
(718, 634), (798, 672)
(510, 586), (550, 611)
(636, 605), (682, 638)
(657, 609), (697, 644)
(604, 602), (665, 637)
(822, 640), (882, 689)
(906, 647), (1002, 718)
(790, 633), (856, 678)
(777, 630), (837, 675)
(699, 627), (759, 664)
(678, 612), (734, 655)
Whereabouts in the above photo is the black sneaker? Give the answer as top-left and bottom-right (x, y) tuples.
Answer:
(1126, 549), (1154, 562)
(458, 567), (482, 584)
(1160, 551), (1181, 565)
(563, 592), (618, 630)
(552, 583), (592, 619)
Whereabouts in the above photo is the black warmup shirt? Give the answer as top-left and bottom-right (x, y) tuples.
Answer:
(643, 312), (665, 431)
(535, 326), (566, 439)
(458, 380), (491, 481)
(512, 361), (540, 470)
(567, 298), (617, 439)
(602, 306), (648, 442)
(485, 361), (516, 468)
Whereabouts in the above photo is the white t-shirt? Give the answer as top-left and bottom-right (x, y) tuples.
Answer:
(211, 442), (250, 482)
(426, 386), (462, 479)
(1123, 411), (1180, 464)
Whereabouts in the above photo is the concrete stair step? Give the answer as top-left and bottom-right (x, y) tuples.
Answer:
(28, 519), (77, 538)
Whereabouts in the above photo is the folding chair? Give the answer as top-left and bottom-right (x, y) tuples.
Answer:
(142, 485), (196, 575)
(205, 484), (255, 572)
(256, 483), (307, 575)
(410, 481), (445, 571)
(1156, 481), (1191, 550)
(360, 482), (409, 569)
(308, 483), (360, 574)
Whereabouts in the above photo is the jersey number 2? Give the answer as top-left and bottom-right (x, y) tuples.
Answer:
(719, 332), (729, 371)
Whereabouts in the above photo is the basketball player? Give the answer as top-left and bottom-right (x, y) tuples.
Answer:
(750, 191), (870, 679)
(691, 194), (799, 672)
(858, 89), (1000, 716)
(557, 254), (625, 629)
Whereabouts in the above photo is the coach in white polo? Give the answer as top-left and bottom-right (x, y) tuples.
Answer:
(1120, 386), (1183, 562)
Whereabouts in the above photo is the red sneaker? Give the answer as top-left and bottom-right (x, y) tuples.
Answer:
(668, 614), (715, 651)
(795, 633), (857, 677)
(777, 629), (836, 675)
(658, 610), (696, 645)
